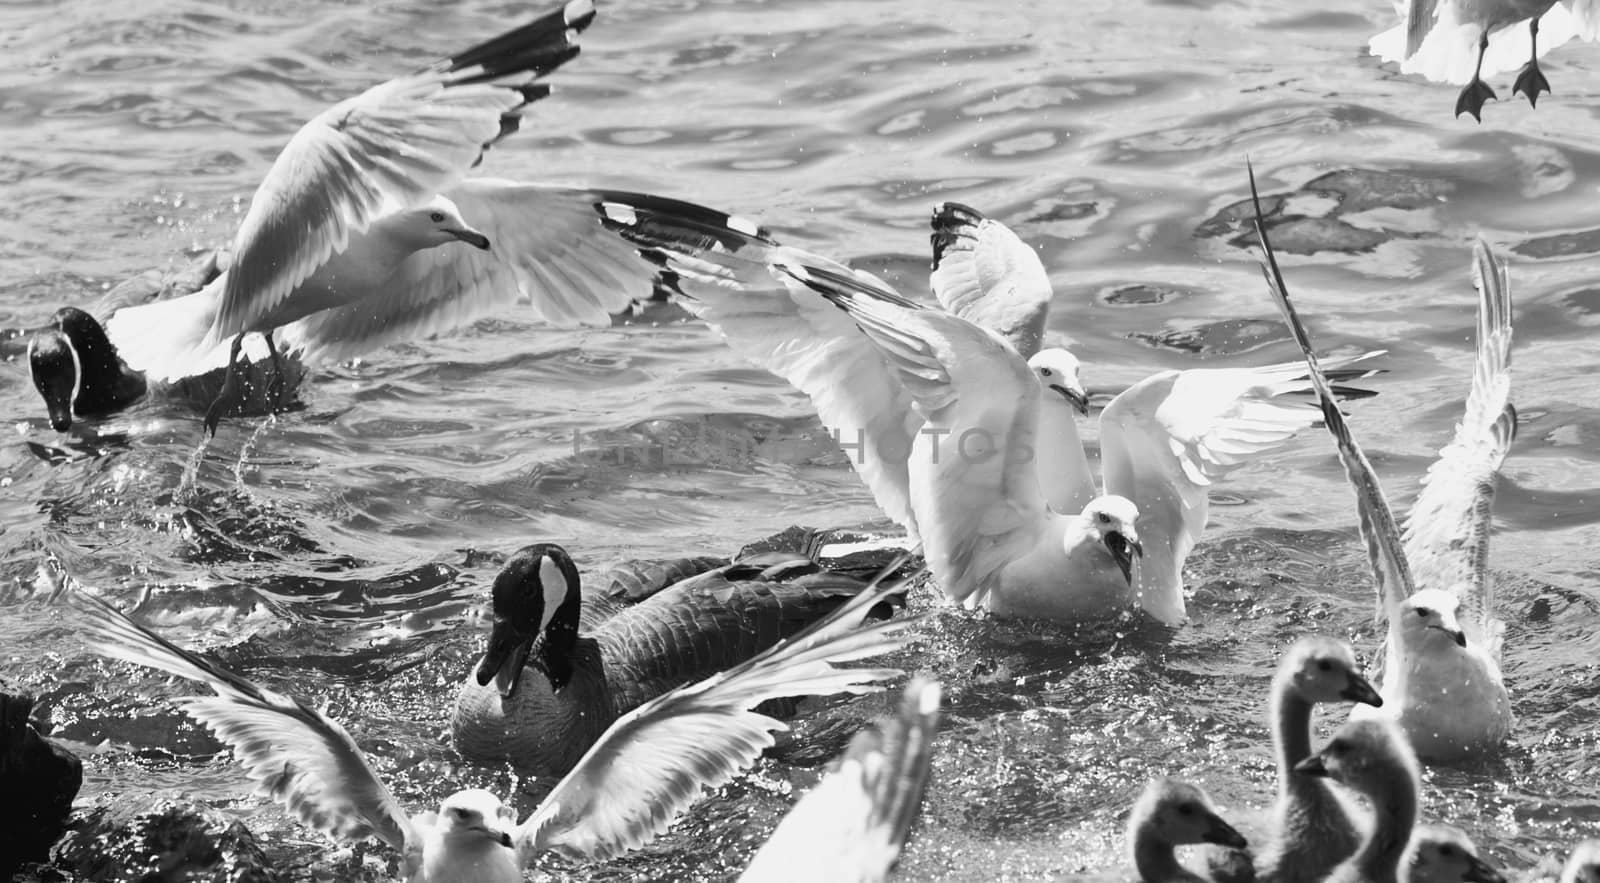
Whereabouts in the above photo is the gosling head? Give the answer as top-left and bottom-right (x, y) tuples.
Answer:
(397, 195), (490, 251)
(1077, 495), (1143, 586)
(1028, 348), (1089, 416)
(1405, 824), (1505, 883)
(1128, 777), (1247, 852)
(436, 789), (515, 848)
(473, 543), (580, 697)
(1562, 840), (1600, 883)
(1279, 636), (1382, 707)
(1294, 717), (1420, 799)
(28, 329), (81, 432)
(1399, 588), (1467, 649)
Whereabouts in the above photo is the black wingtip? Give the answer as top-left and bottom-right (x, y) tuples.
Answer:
(444, 0), (594, 80)
(929, 201), (984, 269)
(595, 191), (776, 252)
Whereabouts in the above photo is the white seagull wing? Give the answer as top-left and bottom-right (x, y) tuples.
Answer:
(212, 0), (596, 342)
(514, 567), (920, 863)
(927, 202), (1052, 360)
(277, 182), (703, 364)
(782, 260), (1048, 608)
(599, 199), (926, 540)
(1250, 167), (1416, 624)
(1401, 240), (1515, 641)
(67, 590), (416, 858)
(741, 677), (942, 883)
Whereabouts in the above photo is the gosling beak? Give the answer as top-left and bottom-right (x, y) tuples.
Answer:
(1340, 671), (1383, 708)
(1048, 383), (1090, 416)
(1293, 754), (1328, 777)
(1428, 623), (1467, 648)
(474, 617), (536, 698)
(1103, 531), (1143, 586)
(1203, 814), (1247, 850)
(1462, 852), (1506, 883)
(449, 226), (492, 251)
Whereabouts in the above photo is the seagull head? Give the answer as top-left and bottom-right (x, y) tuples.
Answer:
(1399, 588), (1467, 648)
(436, 789), (515, 849)
(408, 195), (491, 251)
(1080, 495), (1143, 586)
(1282, 636), (1382, 708)
(27, 329), (80, 432)
(1027, 348), (1089, 416)
(474, 543), (581, 697)
(1404, 825), (1505, 883)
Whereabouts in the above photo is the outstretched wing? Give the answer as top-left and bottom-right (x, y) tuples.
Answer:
(514, 565), (920, 863)
(1401, 240), (1515, 637)
(741, 677), (942, 883)
(599, 198), (927, 540)
(67, 591), (415, 854)
(1249, 164), (1416, 624)
(213, 0), (596, 342)
(928, 202), (1052, 360)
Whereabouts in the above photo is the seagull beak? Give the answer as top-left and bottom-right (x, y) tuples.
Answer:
(1202, 814), (1247, 850)
(449, 226), (492, 251)
(1048, 383), (1090, 416)
(1293, 754), (1329, 778)
(1463, 853), (1506, 883)
(1428, 623), (1467, 648)
(474, 617), (536, 698)
(1340, 672), (1383, 707)
(1104, 531), (1141, 586)
(488, 826), (513, 848)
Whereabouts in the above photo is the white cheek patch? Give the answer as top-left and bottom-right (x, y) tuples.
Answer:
(538, 556), (568, 631)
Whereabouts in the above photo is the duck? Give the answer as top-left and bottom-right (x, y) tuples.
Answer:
(451, 540), (908, 778)
(602, 198), (1380, 625)
(1562, 841), (1600, 883)
(1293, 717), (1421, 883)
(1127, 777), (1248, 883)
(1251, 168), (1517, 761)
(1368, 0), (1600, 120)
(740, 676), (942, 883)
(65, 562), (920, 880)
(26, 307), (145, 432)
(1403, 824), (1506, 883)
(1215, 637), (1385, 883)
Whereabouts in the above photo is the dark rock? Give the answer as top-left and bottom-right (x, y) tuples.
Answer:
(50, 800), (284, 883)
(1, 693), (82, 879)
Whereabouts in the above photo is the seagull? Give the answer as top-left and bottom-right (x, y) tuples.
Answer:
(601, 199), (1379, 624)
(1250, 168), (1516, 761)
(64, 563), (920, 881)
(1368, 0), (1600, 120)
(740, 676), (941, 883)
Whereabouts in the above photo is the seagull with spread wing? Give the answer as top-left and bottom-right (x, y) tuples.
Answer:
(600, 200), (1378, 625)
(65, 563), (919, 881)
(1250, 169), (1516, 762)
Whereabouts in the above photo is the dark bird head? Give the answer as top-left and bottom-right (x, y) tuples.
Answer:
(473, 543), (581, 698)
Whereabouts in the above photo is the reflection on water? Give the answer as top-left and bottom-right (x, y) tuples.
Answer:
(3, 0), (1600, 879)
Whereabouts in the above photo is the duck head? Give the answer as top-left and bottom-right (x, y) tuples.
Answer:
(1398, 588), (1468, 649)
(1028, 348), (1089, 416)
(473, 543), (581, 698)
(26, 307), (146, 431)
(1281, 635), (1382, 707)
(1077, 495), (1143, 586)
(435, 789), (515, 849)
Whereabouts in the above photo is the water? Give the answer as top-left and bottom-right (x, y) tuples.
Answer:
(3, 0), (1599, 879)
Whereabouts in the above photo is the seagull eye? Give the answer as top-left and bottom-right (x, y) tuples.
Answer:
(452, 807), (471, 820)
(1097, 513), (1111, 525)
(1413, 607), (1431, 618)
(1040, 367), (1054, 377)
(430, 211), (446, 223)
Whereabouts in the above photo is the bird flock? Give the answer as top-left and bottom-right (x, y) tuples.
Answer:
(7, 0), (1598, 881)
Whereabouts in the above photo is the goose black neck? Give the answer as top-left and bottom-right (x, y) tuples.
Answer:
(54, 308), (122, 383)
(524, 543), (582, 690)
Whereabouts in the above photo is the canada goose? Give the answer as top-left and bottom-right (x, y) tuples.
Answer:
(1127, 777), (1247, 883)
(1251, 168), (1516, 761)
(452, 542), (908, 777)
(67, 564), (919, 880)
(26, 308), (145, 432)
(1294, 717), (1420, 883)
(605, 199), (1380, 624)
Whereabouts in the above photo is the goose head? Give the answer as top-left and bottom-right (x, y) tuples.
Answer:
(1128, 777), (1247, 855)
(473, 543), (582, 698)
(1562, 840), (1600, 883)
(391, 195), (491, 251)
(1077, 495), (1143, 586)
(28, 329), (80, 432)
(435, 789), (515, 848)
(1294, 716), (1420, 798)
(1398, 588), (1467, 649)
(1028, 348), (1089, 416)
(1405, 824), (1505, 883)
(1280, 635), (1382, 707)
(27, 307), (146, 431)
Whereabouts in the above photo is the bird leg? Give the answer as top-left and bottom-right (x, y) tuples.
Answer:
(263, 330), (286, 412)
(1455, 30), (1498, 121)
(203, 333), (247, 436)
(1512, 17), (1551, 107)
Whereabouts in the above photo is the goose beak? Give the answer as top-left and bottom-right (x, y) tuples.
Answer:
(474, 617), (536, 698)
(1463, 853), (1507, 883)
(449, 226), (492, 250)
(1203, 814), (1247, 850)
(1048, 383), (1090, 416)
(1293, 754), (1328, 778)
(1428, 623), (1467, 648)
(1104, 531), (1142, 586)
(1340, 672), (1383, 707)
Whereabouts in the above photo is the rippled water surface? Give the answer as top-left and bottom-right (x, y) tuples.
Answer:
(3, 0), (1600, 879)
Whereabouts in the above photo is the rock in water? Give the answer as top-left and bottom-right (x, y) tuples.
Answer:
(0, 693), (82, 878)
